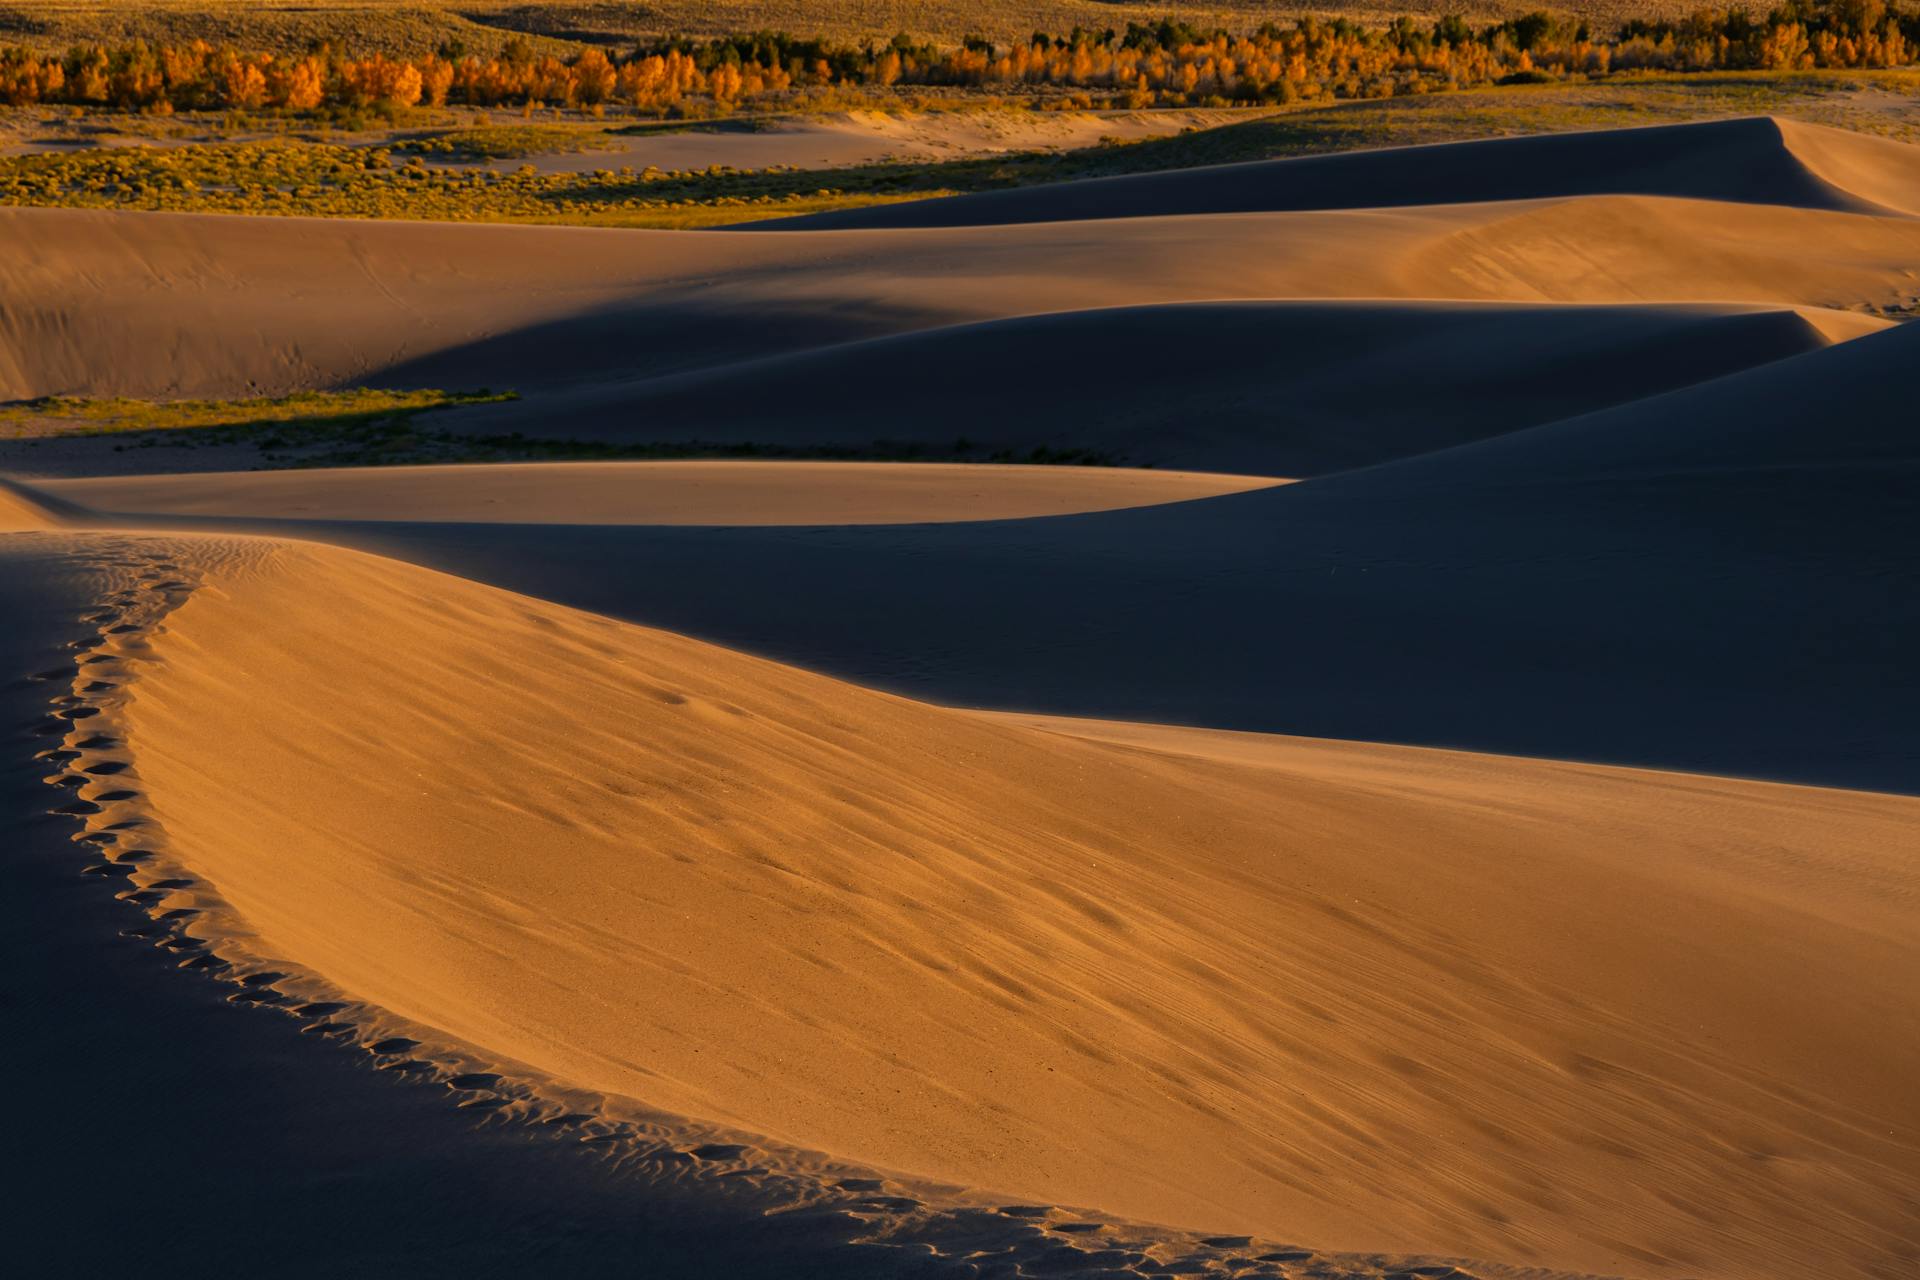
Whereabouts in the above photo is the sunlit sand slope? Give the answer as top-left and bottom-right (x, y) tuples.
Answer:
(114, 533), (1919, 1280)
(4, 191), (1916, 403)
(38, 461), (1279, 526)
(759, 116), (1920, 228)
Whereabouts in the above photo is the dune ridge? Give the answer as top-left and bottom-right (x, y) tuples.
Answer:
(30, 527), (1899, 1280)
(4, 185), (1917, 407)
(33, 462), (1282, 527)
(386, 300), (1883, 475)
(750, 116), (1920, 229)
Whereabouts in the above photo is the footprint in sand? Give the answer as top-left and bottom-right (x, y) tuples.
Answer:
(297, 1002), (348, 1019)
(81, 862), (135, 878)
(688, 1143), (750, 1161)
(304, 1021), (357, 1038)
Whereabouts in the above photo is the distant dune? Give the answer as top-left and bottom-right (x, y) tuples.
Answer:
(4, 179), (1917, 406)
(757, 116), (1920, 229)
(407, 301), (1885, 475)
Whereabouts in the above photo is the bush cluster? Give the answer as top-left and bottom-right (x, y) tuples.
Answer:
(1, 4), (1916, 115)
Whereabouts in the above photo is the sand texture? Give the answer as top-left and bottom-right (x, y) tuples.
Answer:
(5, 116), (1918, 1279)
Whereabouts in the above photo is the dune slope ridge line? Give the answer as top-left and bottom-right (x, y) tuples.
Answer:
(5, 178), (1919, 404)
(405, 300), (1884, 474)
(102, 533), (1920, 1280)
(755, 116), (1920, 229)
(35, 462), (1283, 527)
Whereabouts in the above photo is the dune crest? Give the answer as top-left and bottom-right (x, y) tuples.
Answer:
(751, 116), (1920, 229)
(35, 461), (1282, 527)
(4, 188), (1915, 405)
(392, 301), (1882, 475)
(80, 531), (1917, 1280)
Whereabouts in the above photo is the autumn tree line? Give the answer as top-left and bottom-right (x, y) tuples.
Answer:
(1, 3), (1915, 115)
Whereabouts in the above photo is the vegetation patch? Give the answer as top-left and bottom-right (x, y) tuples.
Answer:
(0, 136), (959, 225)
(393, 123), (622, 161)
(0, 389), (1124, 468)
(0, 70), (1914, 228)
(3, 7), (1919, 122)
(1, 388), (516, 461)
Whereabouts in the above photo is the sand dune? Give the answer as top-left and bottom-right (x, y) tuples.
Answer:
(104, 316), (1911, 793)
(8, 99), (1920, 1280)
(389, 301), (1882, 475)
(758, 116), (1920, 229)
(36, 461), (1279, 526)
(4, 191), (1916, 405)
(49, 529), (1902, 1280)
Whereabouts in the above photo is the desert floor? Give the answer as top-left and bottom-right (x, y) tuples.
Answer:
(4, 114), (1917, 1280)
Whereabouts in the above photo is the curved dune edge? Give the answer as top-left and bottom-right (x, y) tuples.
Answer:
(398, 301), (1888, 476)
(31, 462), (1286, 527)
(35, 528), (1913, 1280)
(746, 116), (1920, 230)
(6, 192), (1919, 405)
(1773, 117), (1920, 218)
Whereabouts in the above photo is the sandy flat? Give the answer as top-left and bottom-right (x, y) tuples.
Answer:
(37, 461), (1281, 526)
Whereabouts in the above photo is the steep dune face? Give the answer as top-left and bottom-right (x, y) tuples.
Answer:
(0, 484), (52, 531)
(3, 190), (1916, 403)
(405, 301), (1878, 475)
(1774, 117), (1920, 217)
(116, 535), (1920, 1280)
(753, 117), (1920, 229)
(1311, 293), (1920, 489)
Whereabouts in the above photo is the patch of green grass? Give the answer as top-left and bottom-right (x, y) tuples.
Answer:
(0, 136), (952, 226)
(393, 124), (622, 162)
(0, 387), (1124, 468)
(1, 388), (515, 443)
